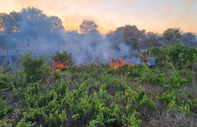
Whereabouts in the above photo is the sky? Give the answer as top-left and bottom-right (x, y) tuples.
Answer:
(0, 0), (197, 34)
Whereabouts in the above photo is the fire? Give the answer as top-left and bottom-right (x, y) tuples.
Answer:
(109, 58), (134, 70)
(50, 58), (134, 72)
(12, 26), (21, 32)
(51, 60), (66, 72)
(119, 58), (125, 66)
(0, 27), (4, 31)
(114, 64), (119, 70)
(129, 64), (135, 67)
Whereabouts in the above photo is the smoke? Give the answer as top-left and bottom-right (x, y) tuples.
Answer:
(0, 6), (142, 66)
(26, 26), (140, 66)
(58, 33), (139, 65)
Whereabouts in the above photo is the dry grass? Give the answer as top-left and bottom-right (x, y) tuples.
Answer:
(143, 83), (164, 97)
(146, 111), (197, 127)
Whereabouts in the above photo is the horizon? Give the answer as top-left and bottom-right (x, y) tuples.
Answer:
(0, 0), (197, 34)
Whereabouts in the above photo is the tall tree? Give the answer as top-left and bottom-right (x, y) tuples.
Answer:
(107, 25), (146, 45)
(181, 32), (196, 46)
(0, 12), (20, 57)
(19, 7), (48, 46)
(80, 20), (98, 34)
(16, 7), (65, 46)
(5, 11), (21, 34)
(125, 37), (140, 50)
(0, 13), (6, 31)
(123, 25), (145, 39)
(143, 32), (162, 47)
(163, 28), (182, 41)
(47, 16), (65, 33)
(88, 29), (100, 37)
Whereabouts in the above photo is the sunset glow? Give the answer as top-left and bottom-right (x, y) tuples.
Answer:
(0, 0), (197, 34)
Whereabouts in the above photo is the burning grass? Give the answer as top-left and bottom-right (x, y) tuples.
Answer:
(50, 57), (135, 72)
(105, 57), (135, 71)
(50, 60), (66, 72)
(0, 27), (4, 31)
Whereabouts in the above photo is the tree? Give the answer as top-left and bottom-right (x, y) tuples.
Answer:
(125, 37), (140, 50)
(0, 13), (6, 31)
(0, 12), (20, 58)
(0, 35), (6, 48)
(0, 7), (66, 52)
(80, 20), (98, 34)
(16, 7), (65, 46)
(123, 25), (145, 39)
(47, 16), (65, 33)
(0, 34), (17, 59)
(107, 25), (146, 45)
(163, 28), (182, 41)
(43, 16), (65, 45)
(19, 7), (48, 46)
(143, 32), (162, 47)
(5, 11), (21, 34)
(181, 32), (196, 46)
(88, 29), (100, 37)
(106, 27), (124, 44)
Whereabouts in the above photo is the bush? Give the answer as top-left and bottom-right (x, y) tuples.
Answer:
(0, 59), (12, 74)
(0, 73), (11, 89)
(19, 52), (51, 83)
(0, 97), (13, 119)
(50, 49), (74, 68)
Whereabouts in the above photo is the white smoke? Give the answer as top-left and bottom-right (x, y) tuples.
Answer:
(56, 33), (141, 65)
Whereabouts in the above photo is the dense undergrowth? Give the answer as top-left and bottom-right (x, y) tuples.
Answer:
(0, 43), (197, 127)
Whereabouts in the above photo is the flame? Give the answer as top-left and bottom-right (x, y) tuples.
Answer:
(51, 60), (66, 72)
(12, 26), (21, 32)
(0, 27), (4, 31)
(109, 58), (134, 70)
(50, 57), (134, 72)
(129, 64), (135, 67)
(114, 64), (119, 70)
(119, 58), (125, 66)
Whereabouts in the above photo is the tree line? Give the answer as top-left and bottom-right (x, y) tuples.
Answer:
(0, 7), (196, 54)
(72, 19), (197, 51)
(106, 25), (196, 50)
(0, 7), (65, 50)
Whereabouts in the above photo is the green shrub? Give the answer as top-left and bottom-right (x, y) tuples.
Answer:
(0, 74), (11, 89)
(0, 97), (13, 119)
(50, 49), (74, 68)
(19, 52), (50, 83)
(0, 59), (12, 74)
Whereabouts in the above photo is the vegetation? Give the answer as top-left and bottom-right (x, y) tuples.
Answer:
(80, 20), (98, 34)
(50, 49), (74, 68)
(0, 6), (197, 127)
(0, 43), (197, 127)
(0, 7), (65, 50)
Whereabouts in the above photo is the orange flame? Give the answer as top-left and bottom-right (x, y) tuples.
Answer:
(129, 64), (135, 67)
(114, 64), (119, 70)
(51, 60), (66, 72)
(0, 27), (4, 31)
(120, 58), (126, 66)
(12, 26), (21, 32)
(109, 58), (134, 70)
